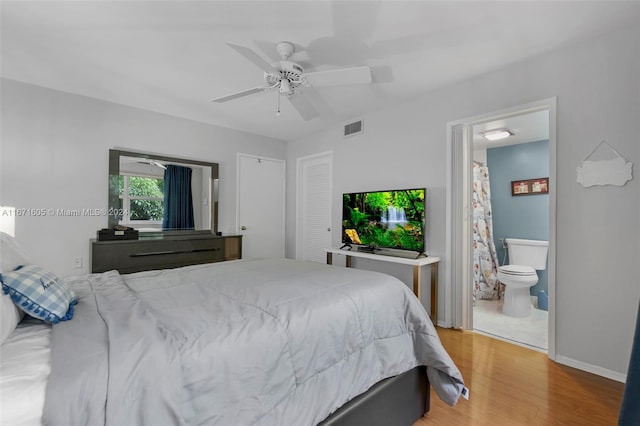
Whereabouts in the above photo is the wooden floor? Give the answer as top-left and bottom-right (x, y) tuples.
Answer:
(415, 328), (624, 426)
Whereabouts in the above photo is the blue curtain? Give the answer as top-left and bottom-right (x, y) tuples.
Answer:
(619, 299), (640, 425)
(162, 165), (195, 231)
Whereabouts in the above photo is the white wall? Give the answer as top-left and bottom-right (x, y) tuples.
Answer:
(286, 23), (640, 378)
(0, 78), (286, 276)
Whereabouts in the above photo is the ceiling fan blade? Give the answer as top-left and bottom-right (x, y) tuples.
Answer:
(288, 93), (319, 121)
(210, 86), (272, 103)
(226, 42), (279, 74)
(304, 66), (372, 87)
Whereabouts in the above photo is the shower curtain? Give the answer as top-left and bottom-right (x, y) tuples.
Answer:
(472, 163), (500, 300)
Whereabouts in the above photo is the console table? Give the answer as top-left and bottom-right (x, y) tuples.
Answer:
(325, 248), (441, 323)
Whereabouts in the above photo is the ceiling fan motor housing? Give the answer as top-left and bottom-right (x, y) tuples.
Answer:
(280, 61), (303, 74)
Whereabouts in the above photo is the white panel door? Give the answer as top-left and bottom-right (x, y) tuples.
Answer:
(297, 152), (332, 262)
(237, 154), (285, 258)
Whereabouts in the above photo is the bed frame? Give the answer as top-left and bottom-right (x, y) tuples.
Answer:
(319, 366), (429, 426)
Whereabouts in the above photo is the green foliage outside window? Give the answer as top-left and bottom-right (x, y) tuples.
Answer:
(127, 176), (163, 197)
(130, 199), (163, 221)
(119, 176), (164, 221)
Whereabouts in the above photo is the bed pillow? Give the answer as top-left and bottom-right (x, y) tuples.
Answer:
(1, 232), (32, 274)
(0, 292), (24, 345)
(0, 232), (31, 344)
(0, 265), (77, 324)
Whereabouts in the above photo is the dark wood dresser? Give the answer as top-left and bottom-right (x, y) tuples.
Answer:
(91, 233), (242, 274)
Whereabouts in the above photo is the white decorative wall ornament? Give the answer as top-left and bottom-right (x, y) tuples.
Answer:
(576, 141), (633, 187)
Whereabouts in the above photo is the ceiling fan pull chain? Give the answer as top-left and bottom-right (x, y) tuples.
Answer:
(276, 91), (281, 116)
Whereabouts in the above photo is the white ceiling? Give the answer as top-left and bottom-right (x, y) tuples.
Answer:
(1, 1), (636, 142)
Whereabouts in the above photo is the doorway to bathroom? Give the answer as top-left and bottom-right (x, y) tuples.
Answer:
(446, 98), (557, 358)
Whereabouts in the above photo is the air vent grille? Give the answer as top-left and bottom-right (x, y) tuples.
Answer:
(344, 120), (363, 137)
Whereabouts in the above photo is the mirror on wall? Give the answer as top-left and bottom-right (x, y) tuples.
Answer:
(108, 149), (219, 234)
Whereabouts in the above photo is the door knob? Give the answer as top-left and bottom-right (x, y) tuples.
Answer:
(327, 228), (331, 231)
(241, 226), (247, 231)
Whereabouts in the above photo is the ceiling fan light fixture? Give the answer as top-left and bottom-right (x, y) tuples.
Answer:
(279, 78), (292, 96)
(482, 128), (513, 141)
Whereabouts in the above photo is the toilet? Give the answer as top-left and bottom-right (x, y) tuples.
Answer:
(497, 238), (548, 317)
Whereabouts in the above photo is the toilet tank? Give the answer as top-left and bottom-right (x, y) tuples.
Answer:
(506, 238), (548, 270)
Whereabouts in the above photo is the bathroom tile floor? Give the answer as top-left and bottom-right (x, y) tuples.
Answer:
(473, 299), (548, 351)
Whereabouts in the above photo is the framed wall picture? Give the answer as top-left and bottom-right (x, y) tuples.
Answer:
(530, 177), (549, 194)
(511, 179), (530, 196)
(511, 177), (549, 196)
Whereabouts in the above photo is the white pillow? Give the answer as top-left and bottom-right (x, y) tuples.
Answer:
(1, 232), (32, 274)
(0, 293), (23, 345)
(0, 232), (31, 345)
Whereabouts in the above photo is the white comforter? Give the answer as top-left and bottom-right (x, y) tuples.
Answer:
(42, 258), (464, 425)
(0, 320), (51, 426)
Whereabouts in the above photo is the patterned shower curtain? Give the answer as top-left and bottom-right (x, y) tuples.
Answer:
(472, 163), (500, 300)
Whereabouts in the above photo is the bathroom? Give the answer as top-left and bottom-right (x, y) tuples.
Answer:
(471, 110), (550, 351)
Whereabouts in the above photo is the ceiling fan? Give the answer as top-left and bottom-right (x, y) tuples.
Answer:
(210, 41), (372, 121)
(134, 158), (167, 170)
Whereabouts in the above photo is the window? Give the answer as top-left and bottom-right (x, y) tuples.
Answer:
(119, 175), (164, 224)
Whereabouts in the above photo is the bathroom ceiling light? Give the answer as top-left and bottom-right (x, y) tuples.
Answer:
(482, 128), (513, 141)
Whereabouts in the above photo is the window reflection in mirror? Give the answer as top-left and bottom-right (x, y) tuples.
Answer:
(108, 150), (218, 234)
(117, 173), (164, 224)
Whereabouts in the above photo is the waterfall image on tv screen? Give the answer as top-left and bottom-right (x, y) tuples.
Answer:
(342, 188), (426, 252)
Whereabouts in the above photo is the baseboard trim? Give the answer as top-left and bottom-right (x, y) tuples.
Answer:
(555, 355), (627, 383)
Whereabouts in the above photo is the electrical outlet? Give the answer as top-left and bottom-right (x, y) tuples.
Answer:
(72, 257), (82, 269)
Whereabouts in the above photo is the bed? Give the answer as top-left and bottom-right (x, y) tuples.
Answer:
(0, 233), (465, 425)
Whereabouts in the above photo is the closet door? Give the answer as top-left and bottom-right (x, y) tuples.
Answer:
(297, 152), (332, 262)
(237, 154), (285, 258)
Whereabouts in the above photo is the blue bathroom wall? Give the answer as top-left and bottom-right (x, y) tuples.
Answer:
(487, 140), (549, 300)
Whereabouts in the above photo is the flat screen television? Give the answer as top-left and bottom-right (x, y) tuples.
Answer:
(342, 188), (426, 254)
